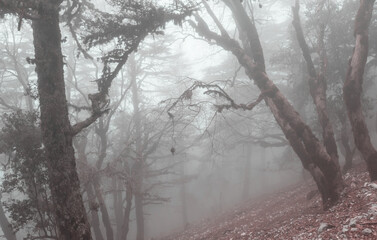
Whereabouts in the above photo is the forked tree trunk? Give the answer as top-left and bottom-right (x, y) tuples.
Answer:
(343, 0), (377, 180)
(32, 8), (91, 240)
(226, 0), (344, 205)
(291, 0), (343, 197)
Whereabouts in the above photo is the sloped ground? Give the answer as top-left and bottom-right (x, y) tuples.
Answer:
(161, 163), (377, 240)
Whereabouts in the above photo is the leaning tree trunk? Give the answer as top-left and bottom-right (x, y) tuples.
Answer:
(193, 0), (344, 208)
(343, 0), (377, 180)
(32, 9), (91, 240)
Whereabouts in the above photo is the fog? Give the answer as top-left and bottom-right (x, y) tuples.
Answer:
(0, 0), (376, 240)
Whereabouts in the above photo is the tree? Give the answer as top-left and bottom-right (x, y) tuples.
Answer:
(0, 16), (35, 112)
(187, 0), (344, 208)
(0, 111), (56, 239)
(343, 0), (377, 180)
(292, 0), (340, 175)
(0, 0), (193, 239)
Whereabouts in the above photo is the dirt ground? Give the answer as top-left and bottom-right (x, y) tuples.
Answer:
(160, 162), (377, 240)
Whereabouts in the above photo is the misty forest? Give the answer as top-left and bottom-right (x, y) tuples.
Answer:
(0, 0), (377, 239)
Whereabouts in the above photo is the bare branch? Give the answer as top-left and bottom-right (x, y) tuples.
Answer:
(168, 80), (266, 117)
(201, 0), (230, 38)
(214, 90), (265, 113)
(292, 0), (316, 78)
(71, 109), (109, 136)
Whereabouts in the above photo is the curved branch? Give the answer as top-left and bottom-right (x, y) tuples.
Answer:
(71, 109), (109, 136)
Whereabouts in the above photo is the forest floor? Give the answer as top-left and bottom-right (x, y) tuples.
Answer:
(160, 162), (377, 240)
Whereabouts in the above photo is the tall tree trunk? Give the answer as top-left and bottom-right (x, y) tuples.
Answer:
(32, 8), (91, 240)
(343, 0), (377, 180)
(121, 179), (133, 240)
(130, 54), (145, 240)
(134, 162), (144, 240)
(112, 177), (123, 240)
(93, 119), (114, 240)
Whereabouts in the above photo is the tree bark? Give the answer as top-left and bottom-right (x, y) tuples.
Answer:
(292, 1), (339, 161)
(32, 8), (91, 240)
(343, 0), (377, 180)
(291, 0), (343, 198)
